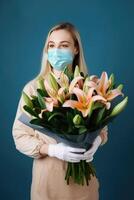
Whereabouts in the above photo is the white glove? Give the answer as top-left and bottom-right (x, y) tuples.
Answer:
(83, 135), (102, 162)
(48, 142), (86, 163)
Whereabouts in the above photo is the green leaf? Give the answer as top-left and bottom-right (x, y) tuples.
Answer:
(63, 66), (74, 81)
(95, 107), (106, 125)
(66, 112), (74, 123)
(79, 127), (87, 134)
(22, 91), (33, 109)
(31, 97), (40, 107)
(23, 105), (38, 117)
(37, 90), (46, 109)
(93, 102), (104, 110)
(33, 107), (41, 114)
(31, 95), (38, 99)
(37, 88), (47, 97)
(48, 112), (65, 121)
(30, 118), (43, 126)
(74, 125), (86, 128)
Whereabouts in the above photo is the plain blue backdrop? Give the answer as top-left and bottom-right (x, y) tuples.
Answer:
(0, 0), (133, 199)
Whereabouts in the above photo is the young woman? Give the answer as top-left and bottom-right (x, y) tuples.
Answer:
(12, 22), (108, 200)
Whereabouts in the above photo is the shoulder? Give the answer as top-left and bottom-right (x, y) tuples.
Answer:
(22, 78), (38, 96)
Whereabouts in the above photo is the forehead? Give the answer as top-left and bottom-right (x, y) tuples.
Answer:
(48, 29), (74, 43)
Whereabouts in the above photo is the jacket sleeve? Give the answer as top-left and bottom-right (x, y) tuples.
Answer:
(99, 125), (108, 146)
(12, 81), (46, 159)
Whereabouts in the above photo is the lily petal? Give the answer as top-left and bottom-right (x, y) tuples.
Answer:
(99, 100), (111, 109)
(87, 87), (95, 99)
(62, 100), (80, 109)
(92, 95), (107, 102)
(105, 88), (124, 101)
(89, 75), (99, 83)
(86, 80), (97, 88)
(63, 100), (88, 117)
(45, 101), (53, 112)
(106, 102), (111, 109)
(45, 97), (58, 111)
(69, 76), (84, 93)
(83, 99), (94, 117)
(98, 72), (109, 95)
(71, 87), (86, 103)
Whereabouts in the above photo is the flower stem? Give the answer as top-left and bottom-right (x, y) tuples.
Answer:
(65, 161), (97, 186)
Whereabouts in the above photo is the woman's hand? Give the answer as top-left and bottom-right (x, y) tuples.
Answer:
(48, 142), (86, 162)
(83, 126), (108, 162)
(83, 136), (102, 162)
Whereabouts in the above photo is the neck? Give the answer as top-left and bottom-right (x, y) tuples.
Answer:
(52, 64), (73, 77)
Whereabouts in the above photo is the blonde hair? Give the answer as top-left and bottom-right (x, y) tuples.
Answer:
(38, 22), (89, 78)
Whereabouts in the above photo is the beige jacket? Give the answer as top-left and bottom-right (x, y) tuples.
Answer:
(12, 80), (108, 200)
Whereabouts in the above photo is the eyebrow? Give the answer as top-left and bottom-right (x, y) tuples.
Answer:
(48, 41), (71, 44)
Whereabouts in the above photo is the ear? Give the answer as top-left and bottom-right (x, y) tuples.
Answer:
(74, 47), (79, 55)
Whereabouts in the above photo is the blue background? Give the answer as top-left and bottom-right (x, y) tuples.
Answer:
(0, 0), (133, 199)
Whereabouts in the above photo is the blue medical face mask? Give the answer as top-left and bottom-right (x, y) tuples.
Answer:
(47, 48), (74, 71)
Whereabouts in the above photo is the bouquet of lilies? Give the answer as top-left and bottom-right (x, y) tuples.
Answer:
(19, 65), (128, 186)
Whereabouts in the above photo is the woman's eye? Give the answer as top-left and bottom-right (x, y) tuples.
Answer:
(62, 44), (69, 48)
(49, 44), (54, 48)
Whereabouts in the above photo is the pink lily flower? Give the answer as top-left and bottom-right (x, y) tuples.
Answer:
(95, 72), (123, 100)
(62, 87), (107, 117)
(83, 72), (124, 109)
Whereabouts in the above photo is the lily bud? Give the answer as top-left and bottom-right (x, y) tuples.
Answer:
(36, 76), (45, 91)
(83, 76), (90, 93)
(74, 65), (80, 78)
(73, 114), (82, 125)
(109, 73), (114, 84)
(48, 73), (59, 92)
(22, 91), (33, 109)
(110, 96), (128, 117)
(89, 75), (99, 83)
(117, 84), (123, 91)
